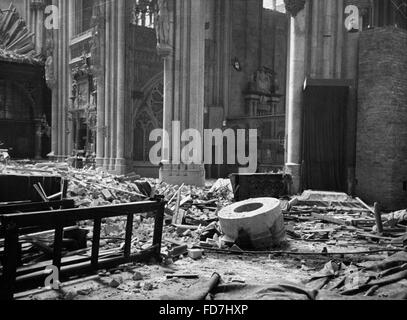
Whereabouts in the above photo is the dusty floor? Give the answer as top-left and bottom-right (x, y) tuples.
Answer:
(2, 162), (406, 300)
(17, 253), (324, 300)
(16, 238), (400, 300)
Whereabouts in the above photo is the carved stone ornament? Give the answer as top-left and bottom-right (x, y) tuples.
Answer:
(155, 0), (174, 56)
(90, 1), (105, 78)
(44, 32), (55, 88)
(30, 0), (46, 11)
(284, 0), (306, 17)
(248, 67), (277, 96)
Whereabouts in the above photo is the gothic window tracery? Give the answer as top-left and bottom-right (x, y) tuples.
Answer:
(133, 79), (163, 162)
(75, 0), (95, 35)
(372, 0), (407, 29)
(132, 0), (157, 28)
(0, 81), (33, 121)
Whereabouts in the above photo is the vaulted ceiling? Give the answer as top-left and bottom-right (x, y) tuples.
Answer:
(0, 3), (43, 65)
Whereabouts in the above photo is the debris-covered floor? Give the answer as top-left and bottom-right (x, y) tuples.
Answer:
(1, 161), (407, 300)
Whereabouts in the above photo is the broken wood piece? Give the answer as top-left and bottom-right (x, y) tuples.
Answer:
(97, 183), (148, 199)
(168, 244), (188, 257)
(171, 186), (186, 222)
(179, 195), (192, 207)
(175, 224), (199, 235)
(174, 186), (182, 214)
(310, 213), (347, 226)
(33, 184), (49, 202)
(37, 183), (48, 200)
(47, 192), (63, 201)
(163, 273), (221, 300)
(364, 285), (379, 297)
(60, 178), (65, 200)
(356, 232), (397, 242)
(374, 202), (384, 234)
(355, 197), (375, 215)
(166, 183), (185, 206)
(166, 274), (199, 279)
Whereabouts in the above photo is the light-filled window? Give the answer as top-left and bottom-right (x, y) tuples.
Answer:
(75, 0), (94, 35)
(131, 0), (156, 28)
(371, 0), (407, 30)
(263, 0), (286, 13)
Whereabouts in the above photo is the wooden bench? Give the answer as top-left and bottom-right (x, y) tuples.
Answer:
(0, 200), (165, 300)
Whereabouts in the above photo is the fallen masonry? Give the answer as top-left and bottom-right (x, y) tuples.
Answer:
(0, 161), (406, 300)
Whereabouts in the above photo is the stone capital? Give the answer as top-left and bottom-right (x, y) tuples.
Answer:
(284, 0), (306, 18)
(30, 0), (46, 11)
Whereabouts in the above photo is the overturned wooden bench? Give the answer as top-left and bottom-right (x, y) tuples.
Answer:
(0, 200), (165, 300)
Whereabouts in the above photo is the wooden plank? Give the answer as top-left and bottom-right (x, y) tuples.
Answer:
(374, 202), (384, 234)
(52, 224), (64, 270)
(0, 200), (75, 214)
(355, 197), (375, 215)
(0, 223), (19, 300)
(0, 201), (163, 227)
(91, 218), (102, 269)
(153, 203), (165, 260)
(1, 201), (166, 297)
(311, 212), (348, 226)
(124, 214), (134, 259)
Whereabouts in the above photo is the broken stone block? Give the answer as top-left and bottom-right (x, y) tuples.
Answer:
(101, 189), (114, 201)
(109, 276), (123, 288)
(77, 288), (93, 296)
(63, 291), (78, 300)
(143, 282), (154, 291)
(132, 272), (143, 281)
(188, 249), (203, 260)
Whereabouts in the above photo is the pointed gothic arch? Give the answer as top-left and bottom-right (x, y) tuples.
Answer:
(0, 4), (50, 159)
(132, 72), (164, 162)
(0, 3), (42, 64)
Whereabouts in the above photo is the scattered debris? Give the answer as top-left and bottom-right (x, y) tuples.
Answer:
(1, 162), (406, 300)
(188, 249), (204, 260)
(132, 272), (144, 281)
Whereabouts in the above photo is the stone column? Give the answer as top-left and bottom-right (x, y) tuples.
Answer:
(285, 0), (307, 194)
(103, 0), (111, 170)
(344, 2), (361, 196)
(46, 0), (59, 159)
(109, 0), (117, 171)
(159, 0), (206, 186)
(91, 0), (106, 168)
(30, 0), (45, 54)
(115, 0), (126, 174)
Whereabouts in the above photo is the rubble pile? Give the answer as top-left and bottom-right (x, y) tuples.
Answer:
(1, 162), (407, 300)
(1, 161), (235, 261)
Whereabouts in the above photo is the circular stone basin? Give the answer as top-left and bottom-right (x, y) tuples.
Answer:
(218, 198), (285, 248)
(219, 198), (280, 220)
(234, 202), (264, 213)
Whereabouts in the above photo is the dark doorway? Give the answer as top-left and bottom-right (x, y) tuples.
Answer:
(0, 80), (35, 159)
(302, 85), (349, 192)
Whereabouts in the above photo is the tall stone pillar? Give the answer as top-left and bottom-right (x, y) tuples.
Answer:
(44, 0), (59, 159)
(115, 0), (126, 174)
(30, 0), (45, 54)
(285, 0), (307, 194)
(103, 0), (112, 170)
(158, 0), (206, 186)
(108, 0), (117, 172)
(91, 1), (106, 168)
